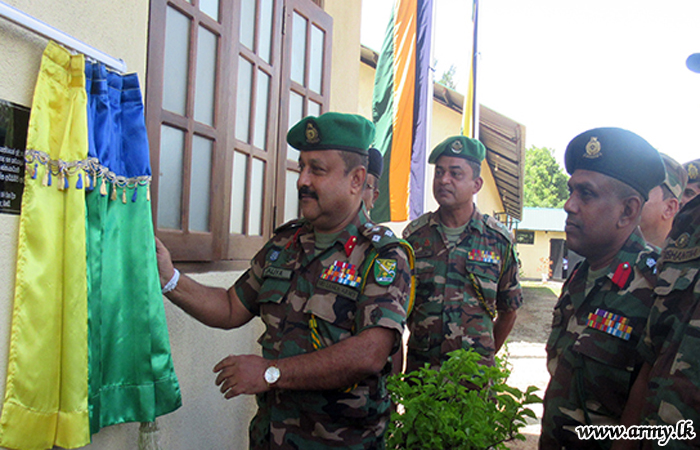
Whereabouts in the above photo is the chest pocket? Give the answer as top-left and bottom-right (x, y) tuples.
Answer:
(465, 260), (500, 318)
(303, 278), (360, 349)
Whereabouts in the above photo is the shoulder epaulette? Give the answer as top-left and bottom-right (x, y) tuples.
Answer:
(403, 213), (431, 237)
(273, 218), (305, 235)
(360, 222), (403, 250)
(484, 214), (514, 244)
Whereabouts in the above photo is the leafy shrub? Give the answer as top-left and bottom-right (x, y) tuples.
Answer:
(386, 348), (541, 450)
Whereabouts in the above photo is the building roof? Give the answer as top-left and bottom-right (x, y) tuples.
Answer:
(518, 207), (567, 232)
(360, 45), (525, 222)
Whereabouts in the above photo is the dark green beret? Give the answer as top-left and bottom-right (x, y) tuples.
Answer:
(428, 135), (486, 164)
(286, 112), (375, 155)
(367, 147), (384, 178)
(564, 127), (665, 201)
(683, 159), (700, 183)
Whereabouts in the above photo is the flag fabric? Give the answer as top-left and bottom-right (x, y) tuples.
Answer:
(462, 0), (480, 138)
(371, 0), (434, 223)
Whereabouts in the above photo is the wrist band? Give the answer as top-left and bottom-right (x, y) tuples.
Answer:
(162, 268), (180, 294)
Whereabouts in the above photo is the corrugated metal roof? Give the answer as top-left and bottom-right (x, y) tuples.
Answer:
(517, 207), (567, 232)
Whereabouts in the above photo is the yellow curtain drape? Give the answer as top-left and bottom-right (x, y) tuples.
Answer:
(0, 41), (90, 450)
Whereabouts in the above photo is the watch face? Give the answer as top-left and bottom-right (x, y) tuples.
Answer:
(264, 366), (280, 384)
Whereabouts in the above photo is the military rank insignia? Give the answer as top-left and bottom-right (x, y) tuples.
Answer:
(374, 259), (397, 286)
(468, 249), (500, 264)
(586, 308), (632, 341)
(320, 260), (362, 288)
(584, 136), (602, 159)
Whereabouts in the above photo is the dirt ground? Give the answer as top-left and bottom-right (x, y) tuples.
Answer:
(502, 280), (562, 450)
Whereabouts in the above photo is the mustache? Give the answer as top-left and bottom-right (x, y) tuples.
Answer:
(298, 186), (319, 200)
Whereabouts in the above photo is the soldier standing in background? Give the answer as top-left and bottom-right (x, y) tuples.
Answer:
(540, 127), (665, 449)
(402, 135), (522, 373)
(640, 153), (687, 247)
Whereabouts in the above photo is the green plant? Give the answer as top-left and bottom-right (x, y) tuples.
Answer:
(386, 349), (541, 450)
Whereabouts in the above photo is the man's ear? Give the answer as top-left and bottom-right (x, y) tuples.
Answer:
(618, 195), (644, 228)
(349, 166), (367, 195)
(663, 198), (680, 221)
(473, 176), (484, 194)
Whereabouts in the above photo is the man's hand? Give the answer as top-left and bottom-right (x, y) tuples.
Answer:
(155, 237), (176, 288)
(214, 354), (270, 399)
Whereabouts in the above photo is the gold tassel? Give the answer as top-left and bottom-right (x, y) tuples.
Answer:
(122, 187), (127, 204)
(42, 167), (49, 187)
(100, 177), (108, 196)
(146, 185), (151, 202)
(57, 173), (65, 191)
(111, 182), (117, 201)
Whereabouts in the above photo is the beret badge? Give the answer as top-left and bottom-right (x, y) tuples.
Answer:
(305, 121), (320, 144)
(450, 140), (463, 154)
(688, 163), (699, 180)
(584, 137), (602, 159)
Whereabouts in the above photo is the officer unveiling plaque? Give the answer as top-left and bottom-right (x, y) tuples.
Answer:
(0, 100), (30, 215)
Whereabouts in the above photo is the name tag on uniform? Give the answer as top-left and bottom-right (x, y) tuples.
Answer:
(263, 266), (293, 280)
(586, 308), (632, 341)
(468, 249), (500, 264)
(317, 279), (359, 300)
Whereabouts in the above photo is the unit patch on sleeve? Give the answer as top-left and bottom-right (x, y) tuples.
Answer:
(374, 259), (397, 286)
(586, 308), (632, 341)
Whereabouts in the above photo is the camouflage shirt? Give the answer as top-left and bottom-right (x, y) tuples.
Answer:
(540, 227), (659, 450)
(402, 207), (522, 372)
(234, 208), (412, 450)
(637, 195), (700, 449)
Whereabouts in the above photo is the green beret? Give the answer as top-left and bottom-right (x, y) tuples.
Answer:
(286, 112), (375, 155)
(428, 135), (486, 164)
(564, 127), (665, 201)
(660, 153), (687, 200)
(683, 159), (700, 183)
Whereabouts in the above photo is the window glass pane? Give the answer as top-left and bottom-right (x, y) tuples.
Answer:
(287, 91), (303, 161)
(291, 12), (307, 85)
(239, 0), (255, 50)
(163, 7), (190, 115)
(158, 125), (185, 229)
(254, 70), (270, 150)
(259, 0), (274, 63)
(248, 158), (265, 235)
(230, 151), (247, 234)
(236, 57), (253, 142)
(307, 99), (321, 118)
(189, 135), (212, 232)
(284, 170), (299, 223)
(199, 0), (219, 21)
(309, 24), (324, 94)
(194, 26), (218, 126)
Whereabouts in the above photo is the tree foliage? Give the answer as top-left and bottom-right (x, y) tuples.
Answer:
(438, 64), (458, 90)
(523, 146), (569, 208)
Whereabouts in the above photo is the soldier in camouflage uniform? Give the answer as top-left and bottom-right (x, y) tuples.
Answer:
(402, 135), (522, 373)
(614, 194), (700, 449)
(680, 158), (700, 209)
(540, 127), (666, 449)
(640, 153), (687, 247)
(155, 112), (414, 449)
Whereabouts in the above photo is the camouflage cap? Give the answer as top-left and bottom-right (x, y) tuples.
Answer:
(428, 135), (486, 164)
(564, 127), (665, 201)
(683, 159), (700, 184)
(367, 147), (384, 178)
(660, 153), (688, 200)
(286, 112), (375, 155)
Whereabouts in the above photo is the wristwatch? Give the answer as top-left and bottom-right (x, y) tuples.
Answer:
(264, 365), (280, 386)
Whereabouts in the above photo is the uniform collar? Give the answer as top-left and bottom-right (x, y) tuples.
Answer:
(430, 205), (484, 235)
(296, 206), (367, 260)
(575, 226), (649, 286)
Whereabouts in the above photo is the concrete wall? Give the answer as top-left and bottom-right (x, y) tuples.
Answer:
(0, 0), (363, 449)
(516, 230), (567, 280)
